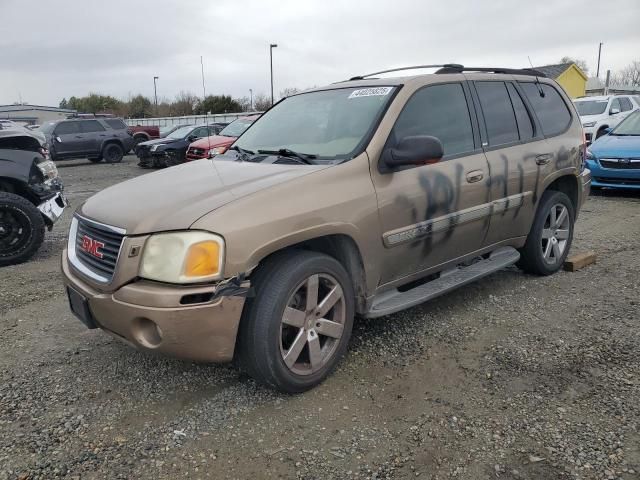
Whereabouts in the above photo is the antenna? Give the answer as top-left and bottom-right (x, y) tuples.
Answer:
(200, 55), (212, 157)
(527, 56), (545, 98)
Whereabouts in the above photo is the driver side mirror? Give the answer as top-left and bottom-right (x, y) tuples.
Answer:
(382, 135), (444, 169)
(610, 107), (620, 115)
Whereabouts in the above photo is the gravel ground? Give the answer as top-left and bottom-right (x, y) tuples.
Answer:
(1, 156), (639, 480)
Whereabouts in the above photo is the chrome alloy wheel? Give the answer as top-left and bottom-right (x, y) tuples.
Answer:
(279, 273), (346, 376)
(541, 203), (570, 265)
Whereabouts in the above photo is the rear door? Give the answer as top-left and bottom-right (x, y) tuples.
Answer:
(79, 120), (107, 154)
(471, 80), (543, 245)
(53, 121), (83, 156)
(370, 81), (491, 285)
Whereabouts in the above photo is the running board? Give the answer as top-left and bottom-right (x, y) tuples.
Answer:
(365, 247), (520, 318)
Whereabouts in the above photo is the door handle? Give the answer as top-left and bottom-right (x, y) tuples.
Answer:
(536, 153), (553, 165)
(466, 170), (484, 183)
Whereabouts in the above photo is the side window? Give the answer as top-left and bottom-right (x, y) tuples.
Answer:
(193, 127), (209, 137)
(54, 122), (80, 135)
(390, 83), (475, 157)
(609, 98), (621, 113)
(80, 120), (106, 133)
(520, 83), (572, 137)
(506, 84), (534, 140)
(619, 97), (633, 112)
(105, 119), (127, 129)
(475, 82), (519, 146)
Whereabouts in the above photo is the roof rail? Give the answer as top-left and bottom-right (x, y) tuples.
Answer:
(435, 65), (547, 77)
(347, 64), (464, 81)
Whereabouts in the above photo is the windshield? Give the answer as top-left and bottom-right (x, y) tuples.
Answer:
(159, 125), (175, 135)
(39, 122), (56, 134)
(166, 126), (194, 139)
(235, 86), (397, 160)
(219, 118), (254, 137)
(611, 111), (640, 136)
(575, 100), (608, 116)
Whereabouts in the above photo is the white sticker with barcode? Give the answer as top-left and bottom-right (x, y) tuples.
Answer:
(348, 87), (393, 99)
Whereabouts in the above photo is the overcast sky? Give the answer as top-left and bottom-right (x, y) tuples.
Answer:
(0, 0), (638, 106)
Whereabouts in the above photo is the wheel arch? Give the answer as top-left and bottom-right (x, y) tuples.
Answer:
(133, 132), (150, 140)
(544, 174), (579, 215)
(101, 139), (124, 151)
(246, 233), (368, 314)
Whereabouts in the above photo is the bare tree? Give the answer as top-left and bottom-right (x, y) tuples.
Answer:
(253, 93), (272, 112)
(279, 87), (300, 99)
(560, 56), (589, 75)
(612, 60), (640, 87)
(172, 91), (199, 116)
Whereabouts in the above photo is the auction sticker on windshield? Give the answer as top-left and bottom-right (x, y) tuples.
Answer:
(348, 87), (393, 99)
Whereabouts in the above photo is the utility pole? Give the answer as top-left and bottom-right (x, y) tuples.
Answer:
(249, 89), (253, 111)
(153, 76), (159, 115)
(270, 43), (278, 106)
(596, 42), (603, 78)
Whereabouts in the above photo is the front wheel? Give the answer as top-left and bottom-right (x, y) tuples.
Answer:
(237, 250), (355, 393)
(517, 190), (575, 275)
(102, 143), (124, 163)
(0, 192), (45, 266)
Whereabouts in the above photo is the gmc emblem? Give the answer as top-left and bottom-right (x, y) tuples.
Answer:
(80, 235), (105, 259)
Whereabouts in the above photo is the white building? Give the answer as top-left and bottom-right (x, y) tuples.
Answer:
(0, 104), (77, 126)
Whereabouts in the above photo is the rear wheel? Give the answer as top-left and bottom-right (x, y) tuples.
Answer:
(0, 192), (45, 266)
(518, 190), (574, 275)
(237, 250), (355, 393)
(102, 143), (124, 163)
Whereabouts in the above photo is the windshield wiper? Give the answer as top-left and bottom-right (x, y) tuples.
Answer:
(257, 148), (318, 165)
(228, 145), (255, 161)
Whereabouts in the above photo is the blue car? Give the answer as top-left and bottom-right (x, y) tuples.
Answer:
(586, 110), (640, 190)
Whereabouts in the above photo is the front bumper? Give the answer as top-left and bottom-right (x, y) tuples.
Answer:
(61, 249), (248, 363)
(586, 159), (640, 190)
(37, 192), (67, 224)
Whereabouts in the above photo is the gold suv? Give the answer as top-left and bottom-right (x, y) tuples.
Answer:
(62, 64), (591, 392)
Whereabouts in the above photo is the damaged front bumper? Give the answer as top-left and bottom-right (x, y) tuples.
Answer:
(38, 192), (67, 225)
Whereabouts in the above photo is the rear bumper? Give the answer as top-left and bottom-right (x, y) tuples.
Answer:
(586, 159), (640, 189)
(61, 249), (248, 363)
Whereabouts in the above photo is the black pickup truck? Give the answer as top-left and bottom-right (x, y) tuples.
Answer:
(0, 127), (66, 266)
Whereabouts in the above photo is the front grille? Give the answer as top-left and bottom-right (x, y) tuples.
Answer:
(594, 177), (640, 185)
(74, 218), (124, 281)
(600, 158), (640, 170)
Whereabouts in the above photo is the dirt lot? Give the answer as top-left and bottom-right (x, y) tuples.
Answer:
(1, 156), (639, 480)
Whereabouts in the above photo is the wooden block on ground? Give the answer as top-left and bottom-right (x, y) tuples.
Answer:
(563, 251), (596, 272)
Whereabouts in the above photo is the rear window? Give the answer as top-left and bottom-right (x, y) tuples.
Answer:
(520, 83), (572, 137)
(105, 119), (127, 129)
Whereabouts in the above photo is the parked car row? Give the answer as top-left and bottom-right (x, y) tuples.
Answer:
(574, 94), (640, 143)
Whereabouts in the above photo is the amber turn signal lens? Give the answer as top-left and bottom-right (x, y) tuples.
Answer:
(184, 241), (220, 278)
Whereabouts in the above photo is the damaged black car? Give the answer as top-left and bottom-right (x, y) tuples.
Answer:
(0, 127), (67, 266)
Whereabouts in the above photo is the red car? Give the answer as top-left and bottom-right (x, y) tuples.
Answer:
(185, 116), (258, 161)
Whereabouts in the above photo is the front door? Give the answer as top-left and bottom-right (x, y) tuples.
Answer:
(370, 82), (492, 285)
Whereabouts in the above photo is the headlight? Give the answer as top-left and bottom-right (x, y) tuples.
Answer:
(36, 160), (59, 180)
(139, 231), (225, 283)
(208, 146), (228, 157)
(582, 122), (596, 128)
(150, 144), (163, 152)
(586, 148), (595, 160)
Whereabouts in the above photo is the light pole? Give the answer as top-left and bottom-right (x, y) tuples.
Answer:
(270, 43), (278, 106)
(153, 76), (159, 115)
(249, 88), (253, 111)
(596, 42), (603, 79)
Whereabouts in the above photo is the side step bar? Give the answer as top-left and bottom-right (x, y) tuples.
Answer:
(365, 247), (520, 318)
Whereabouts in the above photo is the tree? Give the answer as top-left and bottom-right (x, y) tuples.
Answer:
(279, 87), (300, 98)
(612, 60), (640, 87)
(253, 93), (271, 112)
(559, 56), (589, 75)
(172, 91), (199, 116)
(127, 94), (153, 118)
(195, 95), (242, 114)
(234, 96), (252, 112)
(59, 98), (68, 109)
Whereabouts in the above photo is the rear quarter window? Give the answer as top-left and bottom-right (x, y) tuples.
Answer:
(520, 83), (572, 137)
(105, 119), (127, 129)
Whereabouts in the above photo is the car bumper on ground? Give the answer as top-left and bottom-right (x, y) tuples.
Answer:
(586, 159), (640, 190)
(61, 249), (248, 362)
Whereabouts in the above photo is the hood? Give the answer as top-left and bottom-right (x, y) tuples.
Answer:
(590, 134), (640, 156)
(79, 159), (328, 234)
(138, 137), (180, 147)
(190, 135), (236, 149)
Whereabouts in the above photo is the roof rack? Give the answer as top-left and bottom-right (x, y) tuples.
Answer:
(66, 113), (116, 119)
(345, 64), (546, 81)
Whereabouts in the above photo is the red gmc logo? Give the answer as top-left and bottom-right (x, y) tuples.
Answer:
(80, 235), (105, 259)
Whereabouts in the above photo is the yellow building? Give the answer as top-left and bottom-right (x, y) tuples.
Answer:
(534, 63), (588, 98)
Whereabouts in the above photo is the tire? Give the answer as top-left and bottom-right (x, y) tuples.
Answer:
(517, 190), (575, 276)
(0, 192), (45, 267)
(102, 143), (124, 163)
(237, 250), (355, 393)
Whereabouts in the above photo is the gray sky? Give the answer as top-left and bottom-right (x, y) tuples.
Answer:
(1, 0), (638, 106)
